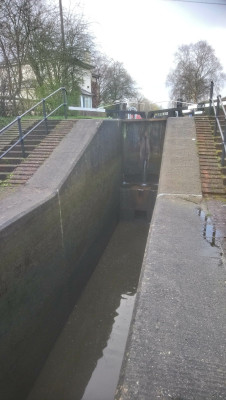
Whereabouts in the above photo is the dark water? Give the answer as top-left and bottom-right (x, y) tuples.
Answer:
(27, 220), (149, 400)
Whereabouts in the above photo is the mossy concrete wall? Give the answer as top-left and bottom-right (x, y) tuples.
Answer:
(122, 119), (166, 181)
(0, 119), (122, 400)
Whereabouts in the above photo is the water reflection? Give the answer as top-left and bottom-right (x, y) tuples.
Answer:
(27, 221), (149, 400)
(82, 294), (135, 400)
(197, 208), (222, 247)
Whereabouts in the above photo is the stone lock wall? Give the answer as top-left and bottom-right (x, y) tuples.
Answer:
(0, 120), (122, 400)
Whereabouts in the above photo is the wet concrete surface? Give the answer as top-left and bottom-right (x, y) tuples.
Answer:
(204, 198), (226, 259)
(27, 220), (149, 400)
(116, 196), (226, 400)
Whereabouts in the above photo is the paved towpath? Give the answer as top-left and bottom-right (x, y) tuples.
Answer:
(116, 117), (226, 400)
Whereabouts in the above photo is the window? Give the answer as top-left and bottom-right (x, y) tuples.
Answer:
(80, 95), (92, 108)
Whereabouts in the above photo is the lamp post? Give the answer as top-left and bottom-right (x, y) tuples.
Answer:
(59, 0), (66, 86)
(59, 0), (65, 50)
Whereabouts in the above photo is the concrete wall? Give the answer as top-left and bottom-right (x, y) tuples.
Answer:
(0, 119), (122, 400)
(122, 119), (166, 182)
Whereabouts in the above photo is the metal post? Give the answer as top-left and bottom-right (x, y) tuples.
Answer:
(209, 81), (214, 116)
(122, 122), (127, 184)
(214, 96), (220, 136)
(42, 99), (48, 134)
(62, 87), (67, 119)
(222, 128), (226, 166)
(17, 116), (25, 157)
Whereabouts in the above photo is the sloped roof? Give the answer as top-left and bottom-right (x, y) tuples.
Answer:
(80, 88), (93, 96)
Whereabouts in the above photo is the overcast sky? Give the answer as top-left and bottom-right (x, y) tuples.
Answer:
(61, 0), (226, 106)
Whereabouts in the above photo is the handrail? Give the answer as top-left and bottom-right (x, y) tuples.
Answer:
(0, 87), (67, 159)
(218, 95), (226, 118)
(211, 95), (226, 166)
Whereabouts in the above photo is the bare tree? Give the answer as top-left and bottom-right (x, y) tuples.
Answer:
(166, 41), (226, 103)
(93, 53), (138, 105)
(131, 93), (160, 112)
(0, 0), (43, 113)
(0, 0), (95, 114)
(27, 4), (95, 97)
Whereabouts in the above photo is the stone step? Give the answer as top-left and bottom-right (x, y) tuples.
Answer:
(197, 145), (216, 150)
(10, 172), (34, 179)
(199, 159), (219, 163)
(0, 172), (10, 180)
(195, 115), (226, 195)
(198, 134), (214, 137)
(196, 126), (212, 129)
(196, 137), (214, 140)
(0, 151), (27, 158)
(198, 153), (218, 157)
(196, 136), (214, 140)
(196, 134), (213, 137)
(200, 169), (223, 176)
(13, 144), (37, 151)
(37, 142), (62, 147)
(24, 156), (47, 161)
(201, 180), (224, 187)
(202, 187), (226, 195)
(216, 143), (224, 150)
(0, 120), (74, 184)
(195, 121), (214, 125)
(197, 147), (217, 152)
(18, 161), (44, 166)
(0, 157), (24, 164)
(198, 150), (216, 154)
(21, 139), (43, 145)
(7, 179), (26, 185)
(15, 166), (38, 172)
(202, 181), (225, 189)
(200, 163), (221, 168)
(0, 164), (17, 172)
(0, 135), (19, 141)
(200, 169), (221, 174)
(28, 152), (53, 157)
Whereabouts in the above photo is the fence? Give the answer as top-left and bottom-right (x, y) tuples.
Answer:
(0, 87), (67, 159)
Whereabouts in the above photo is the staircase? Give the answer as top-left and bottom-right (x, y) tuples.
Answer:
(0, 119), (75, 185)
(194, 115), (226, 196)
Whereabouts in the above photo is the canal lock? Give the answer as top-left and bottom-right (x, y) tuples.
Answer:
(120, 120), (166, 222)
(26, 119), (166, 400)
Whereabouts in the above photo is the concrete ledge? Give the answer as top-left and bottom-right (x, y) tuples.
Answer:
(116, 118), (226, 399)
(158, 117), (201, 197)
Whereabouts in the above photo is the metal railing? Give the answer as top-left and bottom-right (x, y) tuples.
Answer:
(211, 94), (226, 166)
(0, 87), (67, 159)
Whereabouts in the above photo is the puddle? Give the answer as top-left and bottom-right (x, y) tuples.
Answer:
(197, 208), (222, 248)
